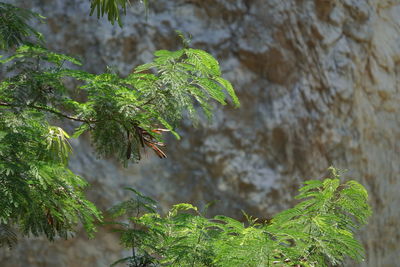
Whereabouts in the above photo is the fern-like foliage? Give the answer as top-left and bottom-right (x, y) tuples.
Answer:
(1, 43), (238, 163)
(0, 224), (17, 248)
(0, 2), (44, 49)
(0, 111), (101, 241)
(1, 6), (371, 267)
(0, 2), (239, 245)
(109, 169), (371, 267)
(90, 0), (149, 26)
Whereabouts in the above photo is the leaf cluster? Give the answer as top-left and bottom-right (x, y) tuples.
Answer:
(0, 111), (101, 241)
(90, 0), (149, 26)
(0, 2), (44, 49)
(0, 2), (239, 245)
(109, 170), (371, 267)
(1, 43), (238, 164)
(0, 6), (372, 267)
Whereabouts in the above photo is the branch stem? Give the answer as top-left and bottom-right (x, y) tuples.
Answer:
(0, 101), (96, 123)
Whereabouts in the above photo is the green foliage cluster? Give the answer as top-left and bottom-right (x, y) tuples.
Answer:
(109, 170), (371, 267)
(0, 1), (237, 245)
(0, 110), (100, 241)
(90, 0), (148, 26)
(0, 2), (44, 49)
(0, 40), (238, 161)
(0, 2), (372, 267)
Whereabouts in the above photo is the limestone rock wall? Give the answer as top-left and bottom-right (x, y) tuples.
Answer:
(0, 0), (399, 266)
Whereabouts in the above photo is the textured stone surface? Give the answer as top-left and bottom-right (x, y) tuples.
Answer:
(1, 0), (399, 266)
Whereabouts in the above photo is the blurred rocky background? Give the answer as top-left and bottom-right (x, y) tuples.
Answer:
(0, 0), (399, 266)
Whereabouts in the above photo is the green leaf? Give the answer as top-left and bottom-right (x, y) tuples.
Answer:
(71, 124), (90, 139)
(215, 77), (240, 107)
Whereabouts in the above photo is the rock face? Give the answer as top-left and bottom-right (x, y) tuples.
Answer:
(1, 0), (399, 266)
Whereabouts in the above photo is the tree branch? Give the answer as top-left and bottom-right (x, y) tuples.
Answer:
(0, 101), (96, 123)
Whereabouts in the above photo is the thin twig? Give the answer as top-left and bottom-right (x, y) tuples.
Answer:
(0, 101), (96, 123)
